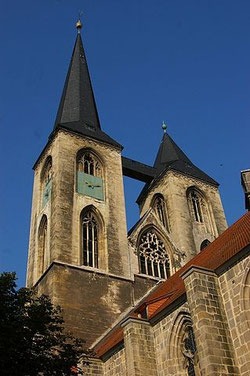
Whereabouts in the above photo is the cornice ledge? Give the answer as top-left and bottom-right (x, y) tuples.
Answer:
(180, 265), (216, 280)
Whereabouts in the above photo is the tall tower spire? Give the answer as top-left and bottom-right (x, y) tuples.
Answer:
(54, 20), (101, 130)
(53, 19), (121, 147)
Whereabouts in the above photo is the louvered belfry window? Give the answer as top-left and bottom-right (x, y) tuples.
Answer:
(152, 195), (169, 231)
(139, 230), (170, 279)
(82, 211), (98, 268)
(78, 152), (102, 177)
(189, 190), (203, 223)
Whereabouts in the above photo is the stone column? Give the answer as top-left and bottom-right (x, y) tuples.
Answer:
(121, 317), (157, 376)
(181, 266), (239, 376)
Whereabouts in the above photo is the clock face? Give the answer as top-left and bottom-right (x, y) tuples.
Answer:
(42, 178), (52, 207)
(77, 172), (104, 200)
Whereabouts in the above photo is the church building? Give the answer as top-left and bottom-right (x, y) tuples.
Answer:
(26, 20), (250, 376)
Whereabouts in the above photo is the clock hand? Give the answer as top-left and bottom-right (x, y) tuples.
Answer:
(85, 181), (101, 189)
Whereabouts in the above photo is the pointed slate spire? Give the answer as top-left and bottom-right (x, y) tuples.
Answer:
(153, 128), (218, 185)
(137, 127), (218, 204)
(153, 132), (192, 171)
(53, 20), (121, 148)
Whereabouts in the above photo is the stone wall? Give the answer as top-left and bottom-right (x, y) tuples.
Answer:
(103, 348), (126, 376)
(91, 255), (250, 376)
(182, 266), (239, 376)
(219, 257), (250, 376)
(139, 170), (227, 261)
(122, 318), (157, 376)
(153, 303), (193, 376)
(82, 358), (103, 375)
(35, 262), (156, 347)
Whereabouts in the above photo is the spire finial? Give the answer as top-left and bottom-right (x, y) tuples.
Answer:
(162, 121), (167, 133)
(76, 11), (83, 33)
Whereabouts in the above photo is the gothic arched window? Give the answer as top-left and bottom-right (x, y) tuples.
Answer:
(81, 210), (99, 268)
(38, 215), (48, 275)
(41, 157), (52, 208)
(77, 151), (102, 177)
(187, 189), (204, 223)
(200, 239), (210, 251)
(152, 194), (169, 231)
(77, 150), (104, 200)
(138, 229), (170, 279)
(183, 326), (197, 376)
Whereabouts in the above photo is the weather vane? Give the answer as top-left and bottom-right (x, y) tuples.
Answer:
(76, 11), (83, 33)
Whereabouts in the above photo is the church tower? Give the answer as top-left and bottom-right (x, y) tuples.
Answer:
(136, 125), (227, 262)
(26, 20), (228, 347)
(26, 21), (157, 345)
(27, 21), (130, 287)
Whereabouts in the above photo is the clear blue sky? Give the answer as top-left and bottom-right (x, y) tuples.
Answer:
(0, 0), (249, 287)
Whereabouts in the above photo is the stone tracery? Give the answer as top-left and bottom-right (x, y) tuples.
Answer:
(139, 230), (170, 279)
(77, 151), (102, 177)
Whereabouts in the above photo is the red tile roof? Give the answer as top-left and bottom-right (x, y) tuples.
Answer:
(94, 211), (250, 358)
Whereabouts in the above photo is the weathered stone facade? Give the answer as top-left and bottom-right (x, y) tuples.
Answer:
(92, 253), (250, 376)
(139, 171), (227, 261)
(26, 25), (250, 376)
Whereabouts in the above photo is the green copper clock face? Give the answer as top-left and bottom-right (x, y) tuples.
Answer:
(77, 172), (104, 200)
(42, 178), (52, 208)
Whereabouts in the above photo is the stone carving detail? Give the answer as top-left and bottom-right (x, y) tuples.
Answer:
(139, 230), (170, 279)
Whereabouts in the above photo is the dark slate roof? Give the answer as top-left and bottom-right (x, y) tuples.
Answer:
(137, 133), (218, 204)
(54, 33), (121, 149)
(153, 133), (192, 170)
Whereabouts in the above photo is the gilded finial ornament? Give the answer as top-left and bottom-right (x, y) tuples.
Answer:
(76, 11), (83, 33)
(162, 121), (167, 133)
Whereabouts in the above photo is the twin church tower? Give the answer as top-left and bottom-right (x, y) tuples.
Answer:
(26, 21), (227, 345)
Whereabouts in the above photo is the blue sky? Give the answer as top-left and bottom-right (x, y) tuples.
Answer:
(0, 0), (249, 287)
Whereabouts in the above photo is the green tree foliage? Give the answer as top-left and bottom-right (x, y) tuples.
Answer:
(0, 272), (87, 376)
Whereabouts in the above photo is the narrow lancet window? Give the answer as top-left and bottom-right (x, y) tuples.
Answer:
(188, 190), (204, 223)
(38, 215), (48, 275)
(152, 194), (169, 231)
(183, 326), (197, 376)
(82, 211), (99, 268)
(138, 230), (170, 279)
(41, 157), (52, 208)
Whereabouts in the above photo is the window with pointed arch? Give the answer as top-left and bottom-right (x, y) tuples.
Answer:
(76, 150), (104, 200)
(41, 157), (52, 208)
(38, 215), (48, 275)
(81, 209), (99, 268)
(187, 189), (205, 223)
(138, 229), (170, 279)
(151, 194), (169, 231)
(200, 239), (211, 251)
(183, 325), (198, 376)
